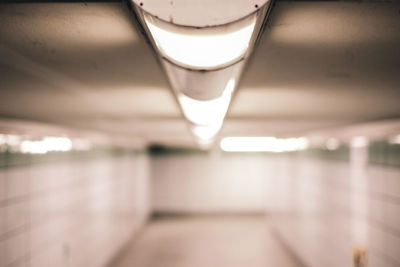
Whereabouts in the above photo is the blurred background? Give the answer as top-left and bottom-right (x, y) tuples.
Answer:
(0, 0), (399, 267)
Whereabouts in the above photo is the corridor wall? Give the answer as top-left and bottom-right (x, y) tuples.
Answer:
(0, 152), (150, 267)
(151, 152), (286, 213)
(150, 145), (400, 267)
(272, 156), (400, 267)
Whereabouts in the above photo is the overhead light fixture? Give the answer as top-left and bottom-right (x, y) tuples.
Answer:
(192, 125), (222, 150)
(20, 137), (72, 154)
(191, 122), (223, 143)
(131, 0), (272, 148)
(220, 137), (309, 152)
(143, 13), (257, 69)
(178, 78), (235, 126)
(191, 124), (221, 141)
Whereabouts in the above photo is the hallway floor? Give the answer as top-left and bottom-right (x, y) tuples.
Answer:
(109, 215), (302, 267)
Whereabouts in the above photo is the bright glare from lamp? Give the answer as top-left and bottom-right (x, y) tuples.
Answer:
(191, 122), (223, 150)
(144, 15), (256, 69)
(220, 137), (309, 152)
(191, 123), (222, 141)
(0, 134), (5, 145)
(20, 137), (72, 154)
(178, 79), (235, 126)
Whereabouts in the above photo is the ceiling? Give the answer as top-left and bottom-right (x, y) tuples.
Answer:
(0, 0), (399, 148)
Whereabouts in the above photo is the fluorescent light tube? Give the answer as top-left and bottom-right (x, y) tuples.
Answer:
(20, 137), (72, 154)
(192, 123), (223, 149)
(191, 123), (222, 141)
(177, 78), (235, 126)
(220, 137), (309, 152)
(144, 14), (256, 69)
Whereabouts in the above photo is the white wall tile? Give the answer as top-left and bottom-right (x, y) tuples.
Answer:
(5, 203), (26, 234)
(0, 174), (5, 202)
(152, 153), (400, 267)
(0, 154), (150, 267)
(0, 239), (4, 267)
(0, 207), (4, 238)
(5, 169), (27, 200)
(4, 232), (26, 266)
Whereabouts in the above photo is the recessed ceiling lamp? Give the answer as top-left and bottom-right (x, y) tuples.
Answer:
(131, 0), (273, 148)
(220, 137), (309, 152)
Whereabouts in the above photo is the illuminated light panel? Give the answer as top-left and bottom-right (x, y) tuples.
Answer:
(0, 132), (94, 154)
(191, 122), (222, 141)
(178, 79), (235, 126)
(5, 134), (21, 147)
(20, 137), (72, 154)
(220, 137), (309, 152)
(144, 15), (256, 69)
(191, 123), (223, 150)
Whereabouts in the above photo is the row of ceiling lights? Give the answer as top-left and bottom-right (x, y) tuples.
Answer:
(132, 0), (272, 148)
(2, 132), (399, 154)
(0, 134), (92, 154)
(130, 1), (400, 152)
(220, 134), (400, 152)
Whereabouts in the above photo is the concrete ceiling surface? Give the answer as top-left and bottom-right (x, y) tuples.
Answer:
(0, 1), (399, 147)
(237, 1), (400, 121)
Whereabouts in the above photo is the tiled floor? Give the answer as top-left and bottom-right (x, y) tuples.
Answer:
(109, 215), (303, 267)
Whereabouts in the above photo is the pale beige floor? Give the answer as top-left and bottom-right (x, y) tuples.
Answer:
(109, 216), (302, 267)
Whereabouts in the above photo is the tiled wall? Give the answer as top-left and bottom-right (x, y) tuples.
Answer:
(151, 153), (281, 213)
(151, 149), (400, 267)
(272, 156), (400, 267)
(0, 152), (150, 267)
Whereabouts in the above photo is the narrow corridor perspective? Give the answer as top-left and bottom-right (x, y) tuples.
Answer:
(109, 216), (302, 267)
(0, 1), (400, 267)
